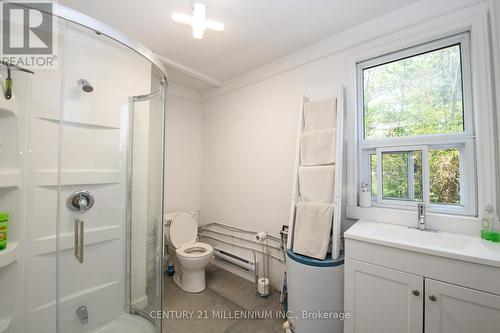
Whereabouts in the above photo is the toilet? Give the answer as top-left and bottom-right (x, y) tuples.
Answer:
(164, 212), (213, 293)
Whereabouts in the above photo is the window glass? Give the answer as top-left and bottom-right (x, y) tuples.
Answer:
(370, 154), (377, 197)
(429, 148), (461, 205)
(381, 150), (423, 201)
(363, 45), (464, 139)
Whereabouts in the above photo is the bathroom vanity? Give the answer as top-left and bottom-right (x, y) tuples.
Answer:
(343, 220), (500, 333)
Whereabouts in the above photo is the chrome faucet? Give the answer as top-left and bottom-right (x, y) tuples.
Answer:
(417, 203), (426, 231)
(76, 305), (88, 324)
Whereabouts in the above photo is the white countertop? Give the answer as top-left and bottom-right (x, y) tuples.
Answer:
(345, 220), (500, 268)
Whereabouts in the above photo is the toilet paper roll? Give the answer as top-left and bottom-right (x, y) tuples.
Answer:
(255, 232), (268, 242)
(258, 277), (270, 296)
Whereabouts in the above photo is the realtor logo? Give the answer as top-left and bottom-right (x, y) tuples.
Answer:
(1, 1), (57, 69)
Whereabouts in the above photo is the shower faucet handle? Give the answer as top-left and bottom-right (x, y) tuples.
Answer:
(78, 197), (88, 213)
(67, 190), (95, 214)
(78, 195), (89, 214)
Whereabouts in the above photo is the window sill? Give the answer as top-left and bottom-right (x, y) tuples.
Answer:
(346, 206), (480, 236)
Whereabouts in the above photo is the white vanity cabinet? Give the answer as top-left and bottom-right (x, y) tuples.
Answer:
(343, 221), (500, 333)
(344, 259), (423, 333)
(424, 278), (500, 333)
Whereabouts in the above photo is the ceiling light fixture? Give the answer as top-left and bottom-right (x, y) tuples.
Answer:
(171, 3), (224, 39)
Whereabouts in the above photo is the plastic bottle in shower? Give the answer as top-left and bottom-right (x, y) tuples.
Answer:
(0, 211), (9, 250)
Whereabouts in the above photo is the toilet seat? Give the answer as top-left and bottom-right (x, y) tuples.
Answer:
(168, 212), (199, 248)
(176, 242), (213, 259)
(167, 212), (213, 258)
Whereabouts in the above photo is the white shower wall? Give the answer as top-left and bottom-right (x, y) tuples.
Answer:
(0, 68), (31, 333)
(0, 21), (156, 332)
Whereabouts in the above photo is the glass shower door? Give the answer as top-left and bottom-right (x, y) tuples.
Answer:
(55, 20), (164, 333)
(126, 85), (165, 328)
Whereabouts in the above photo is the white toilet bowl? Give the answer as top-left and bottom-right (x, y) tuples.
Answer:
(175, 242), (213, 292)
(164, 212), (213, 293)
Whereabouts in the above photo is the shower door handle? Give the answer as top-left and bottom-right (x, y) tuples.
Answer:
(75, 218), (84, 263)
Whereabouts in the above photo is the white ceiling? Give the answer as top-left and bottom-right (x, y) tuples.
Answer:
(58, 0), (418, 90)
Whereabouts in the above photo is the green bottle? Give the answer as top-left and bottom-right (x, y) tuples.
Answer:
(490, 209), (500, 243)
(0, 211), (8, 250)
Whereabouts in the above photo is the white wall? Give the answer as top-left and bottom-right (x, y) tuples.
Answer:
(201, 57), (344, 231)
(201, 49), (345, 289)
(493, 0), (500, 41)
(164, 85), (202, 215)
(199, 0), (487, 289)
(490, 0), (500, 213)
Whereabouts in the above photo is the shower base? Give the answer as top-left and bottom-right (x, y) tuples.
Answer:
(89, 314), (156, 333)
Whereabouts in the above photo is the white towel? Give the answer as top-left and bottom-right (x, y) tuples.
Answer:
(300, 129), (336, 166)
(293, 202), (333, 260)
(299, 166), (335, 203)
(304, 98), (337, 132)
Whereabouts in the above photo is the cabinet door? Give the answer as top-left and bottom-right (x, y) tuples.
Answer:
(425, 279), (500, 333)
(344, 259), (423, 333)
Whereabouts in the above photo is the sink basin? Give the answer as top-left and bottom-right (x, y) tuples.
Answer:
(345, 220), (500, 268)
(372, 225), (473, 250)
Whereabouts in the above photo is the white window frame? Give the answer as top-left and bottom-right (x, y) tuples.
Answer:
(356, 33), (477, 216)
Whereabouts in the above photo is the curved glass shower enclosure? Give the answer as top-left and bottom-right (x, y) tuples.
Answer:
(0, 4), (166, 333)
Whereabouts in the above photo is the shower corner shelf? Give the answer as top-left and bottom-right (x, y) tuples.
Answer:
(0, 106), (18, 118)
(0, 241), (18, 269)
(0, 318), (11, 333)
(0, 170), (20, 189)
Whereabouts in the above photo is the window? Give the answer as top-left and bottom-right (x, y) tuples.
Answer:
(357, 34), (476, 215)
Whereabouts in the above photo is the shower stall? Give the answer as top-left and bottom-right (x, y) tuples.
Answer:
(0, 3), (166, 333)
